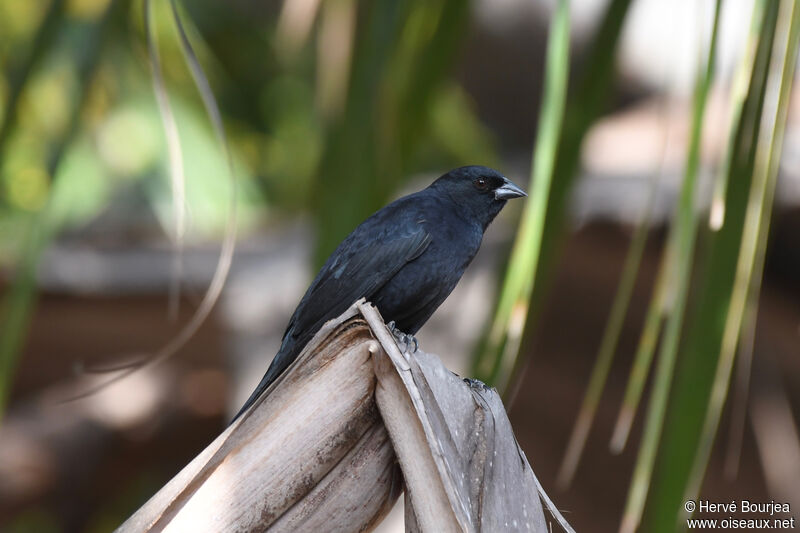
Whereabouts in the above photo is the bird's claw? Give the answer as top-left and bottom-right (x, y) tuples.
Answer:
(387, 321), (419, 354)
(463, 377), (491, 391)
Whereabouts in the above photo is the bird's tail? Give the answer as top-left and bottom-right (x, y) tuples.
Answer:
(230, 339), (297, 423)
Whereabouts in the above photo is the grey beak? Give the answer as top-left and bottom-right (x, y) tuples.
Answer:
(494, 179), (527, 200)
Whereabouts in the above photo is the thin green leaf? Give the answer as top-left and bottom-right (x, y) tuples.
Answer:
(275, 0), (323, 60)
(473, 0), (635, 391)
(708, 0), (767, 231)
(723, 0), (787, 482)
(613, 0), (767, 456)
(609, 247), (668, 453)
(641, 0), (779, 528)
(685, 0), (800, 504)
(477, 0), (571, 391)
(610, 107), (707, 453)
(620, 2), (723, 532)
(0, 0), (121, 419)
(0, 0), (66, 149)
(722, 266), (759, 479)
(0, 220), (45, 418)
(557, 131), (663, 487)
(312, 0), (470, 267)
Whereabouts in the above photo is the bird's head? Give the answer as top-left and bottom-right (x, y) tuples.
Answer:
(430, 165), (527, 229)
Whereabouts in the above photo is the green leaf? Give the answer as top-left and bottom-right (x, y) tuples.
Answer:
(620, 2), (724, 531)
(476, 0), (571, 390)
(473, 0), (635, 392)
(640, 0), (782, 529)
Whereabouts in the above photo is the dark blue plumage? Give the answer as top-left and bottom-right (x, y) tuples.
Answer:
(233, 165), (525, 420)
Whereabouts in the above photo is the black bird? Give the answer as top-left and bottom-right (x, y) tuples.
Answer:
(234, 165), (526, 420)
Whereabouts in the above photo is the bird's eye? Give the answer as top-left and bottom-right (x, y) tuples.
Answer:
(474, 177), (488, 191)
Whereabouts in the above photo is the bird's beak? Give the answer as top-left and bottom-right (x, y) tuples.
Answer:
(494, 179), (527, 200)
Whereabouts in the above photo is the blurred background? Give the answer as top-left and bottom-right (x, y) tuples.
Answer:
(1, 0), (799, 531)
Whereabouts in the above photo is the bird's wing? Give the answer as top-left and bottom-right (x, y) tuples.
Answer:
(231, 219), (430, 422)
(287, 221), (432, 340)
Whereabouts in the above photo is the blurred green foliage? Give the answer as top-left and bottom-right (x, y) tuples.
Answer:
(645, 1), (800, 530)
(0, 0), (495, 416)
(2, 1), (797, 532)
(0, 2), (496, 527)
(0, 0), (494, 257)
(474, 0), (633, 390)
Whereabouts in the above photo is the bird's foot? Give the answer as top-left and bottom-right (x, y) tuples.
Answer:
(463, 377), (491, 391)
(387, 321), (419, 354)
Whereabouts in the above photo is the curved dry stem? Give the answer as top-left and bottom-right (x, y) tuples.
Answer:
(66, 0), (238, 401)
(145, 0), (187, 320)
